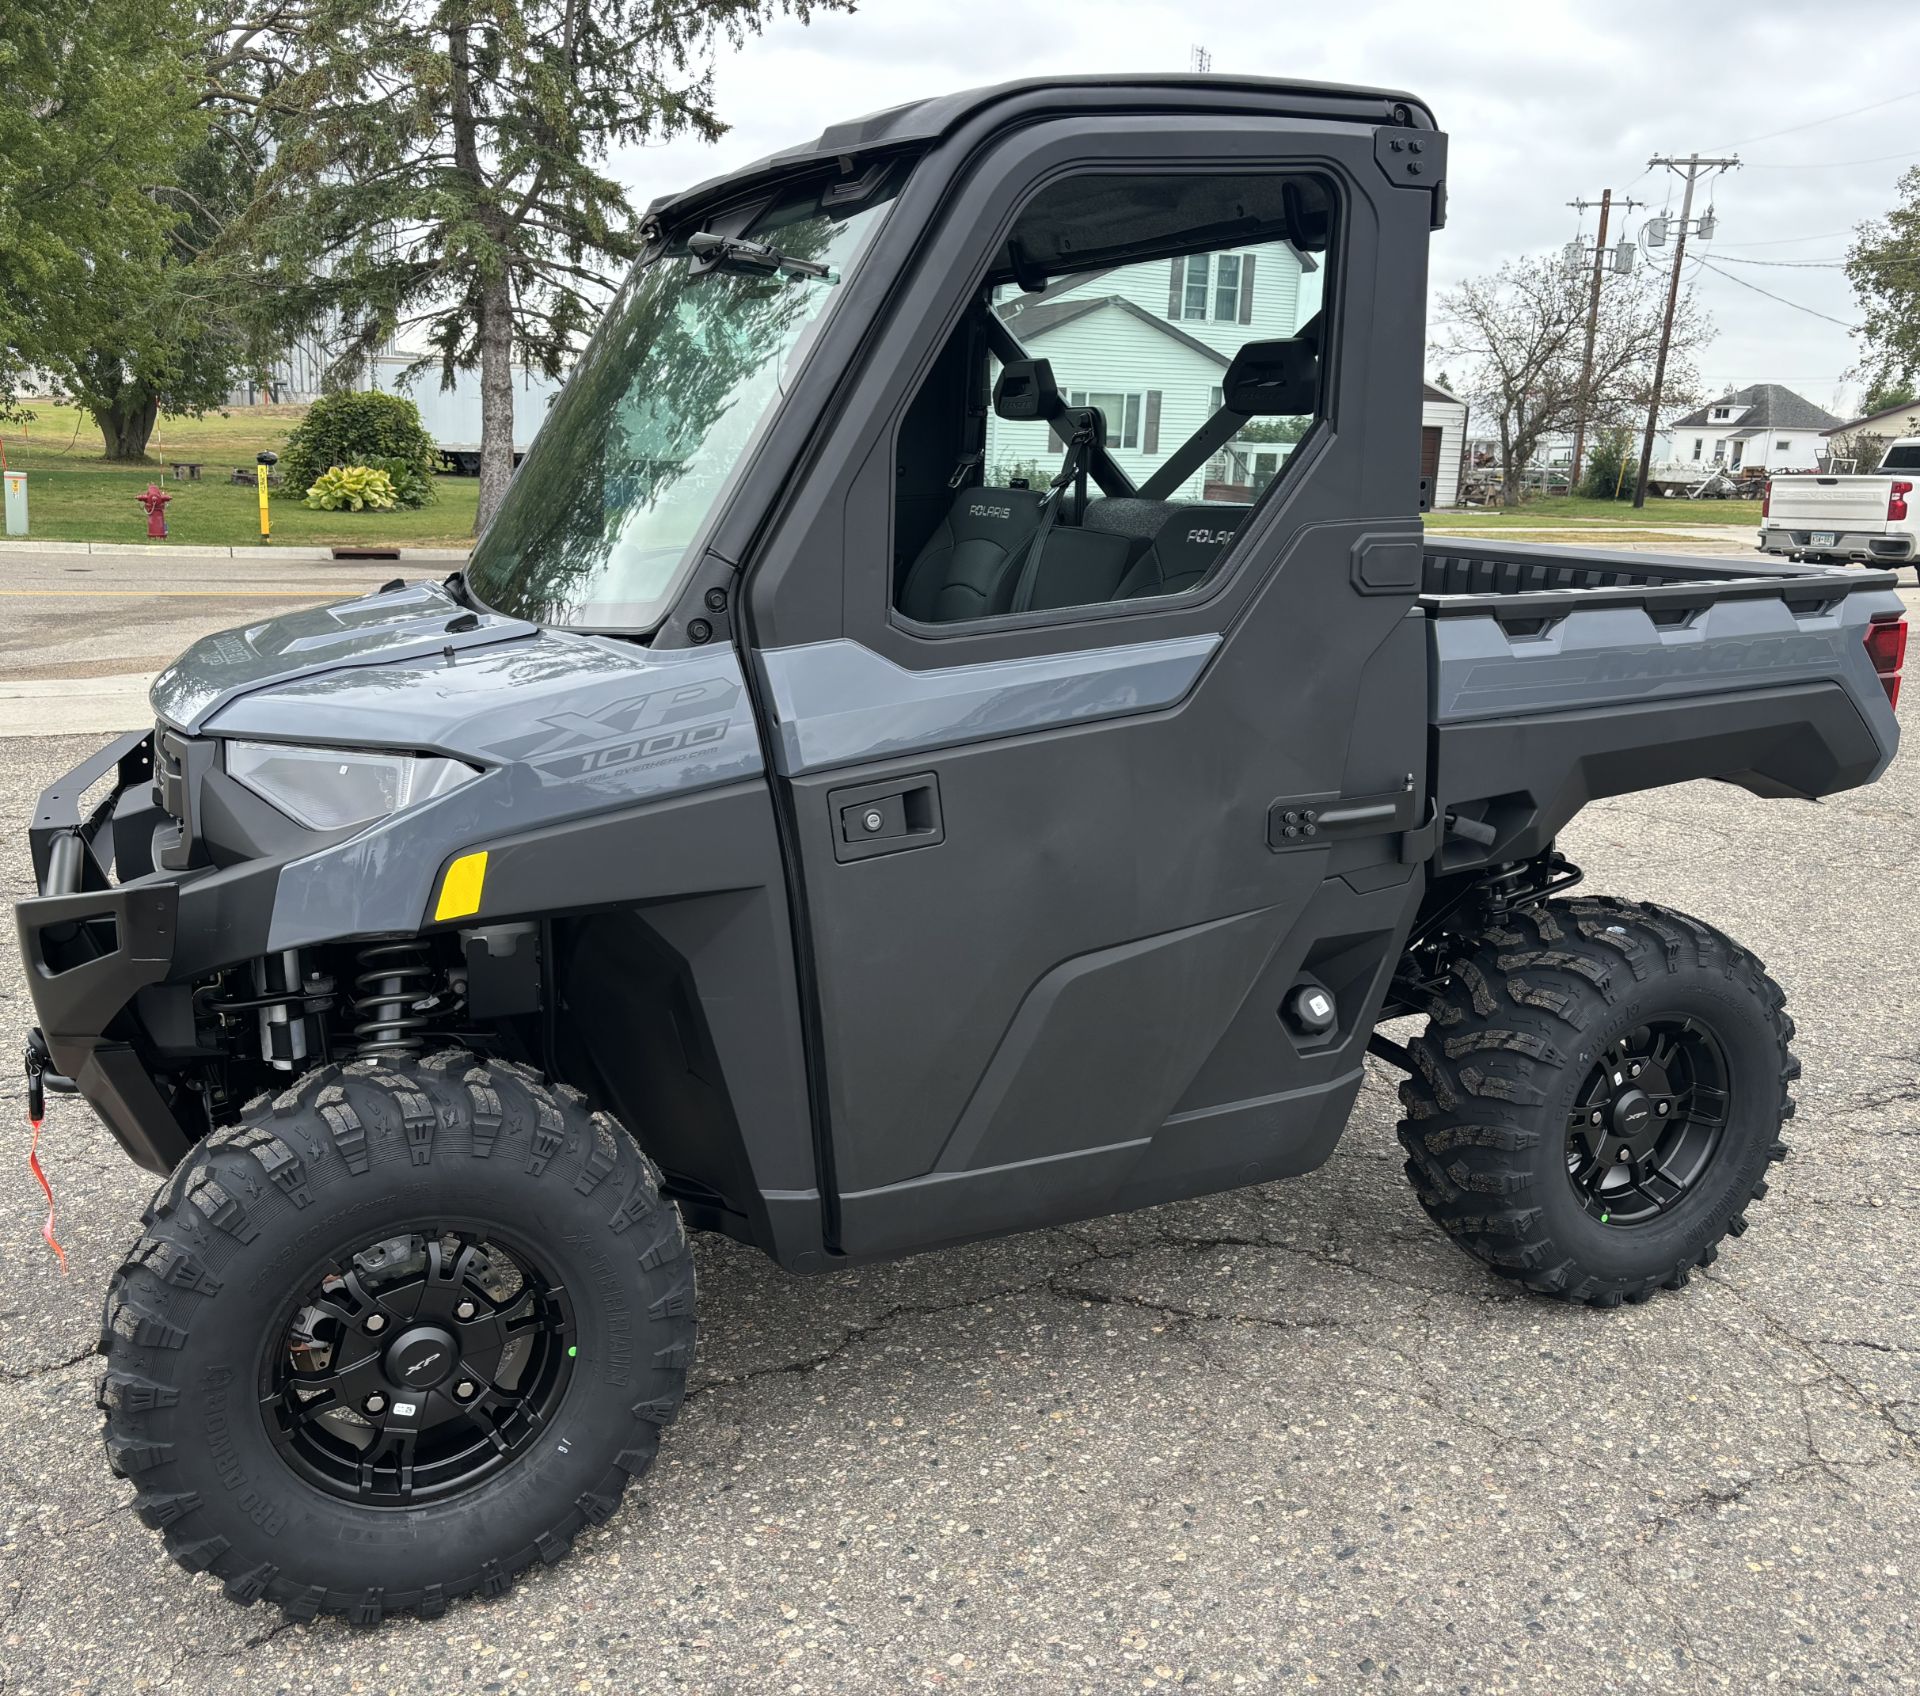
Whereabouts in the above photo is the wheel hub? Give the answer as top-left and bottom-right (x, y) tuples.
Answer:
(1566, 1018), (1731, 1226)
(385, 1324), (458, 1391)
(265, 1229), (576, 1507)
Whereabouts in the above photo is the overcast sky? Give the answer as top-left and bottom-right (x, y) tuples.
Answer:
(612, 0), (1916, 421)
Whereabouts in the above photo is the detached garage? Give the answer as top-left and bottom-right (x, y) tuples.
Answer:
(1422, 381), (1468, 509)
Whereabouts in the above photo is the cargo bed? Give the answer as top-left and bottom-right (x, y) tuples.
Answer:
(1415, 538), (1905, 870)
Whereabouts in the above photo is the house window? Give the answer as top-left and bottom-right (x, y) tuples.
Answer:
(1712, 407), (1732, 420)
(1068, 389), (1143, 451)
(1712, 440), (1726, 463)
(1183, 255), (1211, 320)
(1776, 439), (1791, 452)
(1731, 440), (1745, 469)
(1691, 438), (1703, 461)
(1214, 255), (1242, 321)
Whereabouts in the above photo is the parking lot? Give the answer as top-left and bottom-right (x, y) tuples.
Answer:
(0, 544), (1916, 1694)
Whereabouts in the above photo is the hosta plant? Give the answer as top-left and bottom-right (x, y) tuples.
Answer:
(304, 464), (400, 512)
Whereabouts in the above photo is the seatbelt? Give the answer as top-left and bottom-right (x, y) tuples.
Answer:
(1010, 416), (1094, 613)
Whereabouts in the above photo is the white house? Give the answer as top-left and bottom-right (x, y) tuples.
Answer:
(1821, 395), (1920, 469)
(1422, 381), (1468, 509)
(1666, 384), (1839, 476)
(984, 241), (1320, 501)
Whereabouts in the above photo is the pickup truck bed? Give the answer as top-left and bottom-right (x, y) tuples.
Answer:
(1416, 538), (1904, 868)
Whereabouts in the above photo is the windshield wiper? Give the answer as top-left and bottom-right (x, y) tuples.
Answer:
(686, 231), (836, 282)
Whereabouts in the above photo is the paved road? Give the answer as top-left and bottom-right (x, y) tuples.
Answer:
(0, 547), (439, 737)
(0, 549), (1915, 1693)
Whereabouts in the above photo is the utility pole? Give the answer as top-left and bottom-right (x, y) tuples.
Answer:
(1632, 153), (1738, 508)
(1567, 190), (1643, 488)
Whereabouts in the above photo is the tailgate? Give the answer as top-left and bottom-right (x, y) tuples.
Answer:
(1769, 476), (1891, 531)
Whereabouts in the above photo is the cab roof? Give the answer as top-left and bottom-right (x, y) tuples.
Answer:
(644, 73), (1435, 225)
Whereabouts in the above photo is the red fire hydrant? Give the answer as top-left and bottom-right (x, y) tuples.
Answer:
(137, 483), (171, 538)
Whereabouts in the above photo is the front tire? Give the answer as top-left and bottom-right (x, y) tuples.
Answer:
(1395, 898), (1795, 1306)
(98, 1055), (695, 1622)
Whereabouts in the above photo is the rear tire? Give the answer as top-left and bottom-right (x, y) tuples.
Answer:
(1394, 897), (1795, 1306)
(98, 1055), (695, 1622)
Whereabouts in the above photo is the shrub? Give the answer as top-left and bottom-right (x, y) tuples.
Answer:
(281, 391), (439, 503)
(1579, 425), (1636, 501)
(304, 465), (399, 512)
(365, 454), (435, 509)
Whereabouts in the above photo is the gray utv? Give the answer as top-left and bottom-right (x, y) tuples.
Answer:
(15, 74), (1905, 1622)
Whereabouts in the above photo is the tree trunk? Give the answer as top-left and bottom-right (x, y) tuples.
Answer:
(447, 16), (515, 536)
(473, 268), (515, 533)
(97, 384), (160, 461)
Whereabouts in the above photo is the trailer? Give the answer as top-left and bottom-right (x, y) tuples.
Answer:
(364, 354), (566, 474)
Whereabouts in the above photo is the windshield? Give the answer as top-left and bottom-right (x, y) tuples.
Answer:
(467, 175), (896, 630)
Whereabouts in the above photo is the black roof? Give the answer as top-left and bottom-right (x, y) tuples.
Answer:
(1669, 384), (1842, 432)
(644, 75), (1433, 223)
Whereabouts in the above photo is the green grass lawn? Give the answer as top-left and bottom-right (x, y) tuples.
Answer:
(0, 400), (478, 547)
(1428, 495), (1763, 529)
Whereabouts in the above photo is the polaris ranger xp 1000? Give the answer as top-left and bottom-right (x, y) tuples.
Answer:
(15, 76), (1907, 1621)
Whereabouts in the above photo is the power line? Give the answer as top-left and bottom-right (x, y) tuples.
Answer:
(1709, 254), (1848, 268)
(1715, 228), (1856, 248)
(1715, 87), (1920, 150)
(1694, 258), (1860, 328)
(1742, 148), (1920, 171)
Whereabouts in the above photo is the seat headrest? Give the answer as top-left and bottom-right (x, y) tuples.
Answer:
(992, 358), (1059, 422)
(1221, 337), (1318, 416)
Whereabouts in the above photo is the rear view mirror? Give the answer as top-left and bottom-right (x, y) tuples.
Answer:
(1221, 338), (1318, 416)
(1283, 180), (1332, 253)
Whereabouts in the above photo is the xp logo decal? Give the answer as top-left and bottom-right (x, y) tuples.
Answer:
(489, 675), (744, 785)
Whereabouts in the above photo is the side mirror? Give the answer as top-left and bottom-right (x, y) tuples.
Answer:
(1221, 338), (1318, 416)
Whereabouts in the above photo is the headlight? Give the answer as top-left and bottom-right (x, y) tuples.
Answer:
(225, 741), (481, 832)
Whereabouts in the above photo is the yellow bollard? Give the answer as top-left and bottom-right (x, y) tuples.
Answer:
(256, 450), (278, 539)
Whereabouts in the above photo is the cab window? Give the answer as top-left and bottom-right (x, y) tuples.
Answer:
(891, 170), (1333, 626)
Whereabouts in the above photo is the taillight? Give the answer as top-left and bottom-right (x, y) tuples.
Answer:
(1762, 478), (1772, 518)
(1890, 480), (1913, 522)
(1866, 612), (1908, 709)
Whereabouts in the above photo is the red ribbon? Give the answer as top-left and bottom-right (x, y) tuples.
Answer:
(28, 1117), (67, 1273)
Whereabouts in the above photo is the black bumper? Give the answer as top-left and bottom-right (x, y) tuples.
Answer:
(17, 733), (218, 1174)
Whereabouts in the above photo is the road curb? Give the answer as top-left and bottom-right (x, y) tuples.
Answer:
(0, 540), (471, 563)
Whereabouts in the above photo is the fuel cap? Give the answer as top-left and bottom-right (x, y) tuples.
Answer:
(1284, 984), (1338, 1037)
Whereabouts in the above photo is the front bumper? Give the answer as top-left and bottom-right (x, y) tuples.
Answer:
(1760, 526), (1917, 564)
(15, 731), (279, 1173)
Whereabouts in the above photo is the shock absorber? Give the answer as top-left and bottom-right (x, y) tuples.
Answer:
(255, 949), (309, 1071)
(350, 942), (435, 1059)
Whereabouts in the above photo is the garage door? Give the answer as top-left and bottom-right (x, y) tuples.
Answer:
(1420, 425), (1443, 484)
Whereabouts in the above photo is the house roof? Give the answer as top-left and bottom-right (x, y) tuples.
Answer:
(1669, 384), (1841, 432)
(1823, 395), (1920, 437)
(999, 294), (1231, 366)
(1423, 381), (1465, 406)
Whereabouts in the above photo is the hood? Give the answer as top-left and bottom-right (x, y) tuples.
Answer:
(151, 580), (539, 733)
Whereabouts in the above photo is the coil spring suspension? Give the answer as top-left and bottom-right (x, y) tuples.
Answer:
(350, 942), (435, 1058)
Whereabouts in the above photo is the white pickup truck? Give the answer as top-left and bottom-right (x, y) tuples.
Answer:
(1760, 438), (1920, 578)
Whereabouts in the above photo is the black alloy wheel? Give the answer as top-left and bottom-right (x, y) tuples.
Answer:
(265, 1228), (577, 1506)
(1564, 1019), (1731, 1227)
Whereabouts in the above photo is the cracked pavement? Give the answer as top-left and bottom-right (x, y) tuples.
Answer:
(0, 572), (1915, 1693)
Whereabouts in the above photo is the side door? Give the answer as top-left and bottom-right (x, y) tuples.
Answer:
(744, 114), (1439, 1260)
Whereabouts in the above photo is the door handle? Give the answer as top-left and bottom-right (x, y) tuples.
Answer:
(827, 773), (944, 863)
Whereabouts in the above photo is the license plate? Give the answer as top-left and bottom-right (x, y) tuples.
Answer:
(1811, 531), (1837, 548)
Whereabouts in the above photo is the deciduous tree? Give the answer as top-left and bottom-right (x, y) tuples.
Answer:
(1433, 255), (1711, 504)
(1848, 167), (1920, 393)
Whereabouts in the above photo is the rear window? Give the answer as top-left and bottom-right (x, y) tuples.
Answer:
(1881, 442), (1920, 472)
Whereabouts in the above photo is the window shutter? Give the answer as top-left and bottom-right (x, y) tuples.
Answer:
(1143, 391), (1162, 456)
(1168, 257), (1185, 320)
(1239, 253), (1256, 325)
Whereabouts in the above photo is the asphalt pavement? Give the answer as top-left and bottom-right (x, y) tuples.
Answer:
(0, 542), (1916, 1694)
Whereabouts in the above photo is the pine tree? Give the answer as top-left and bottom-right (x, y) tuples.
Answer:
(235, 0), (852, 529)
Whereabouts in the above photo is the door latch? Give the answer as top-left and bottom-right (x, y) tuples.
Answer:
(827, 773), (944, 863)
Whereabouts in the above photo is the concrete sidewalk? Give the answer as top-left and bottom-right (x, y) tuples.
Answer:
(0, 673), (156, 738)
